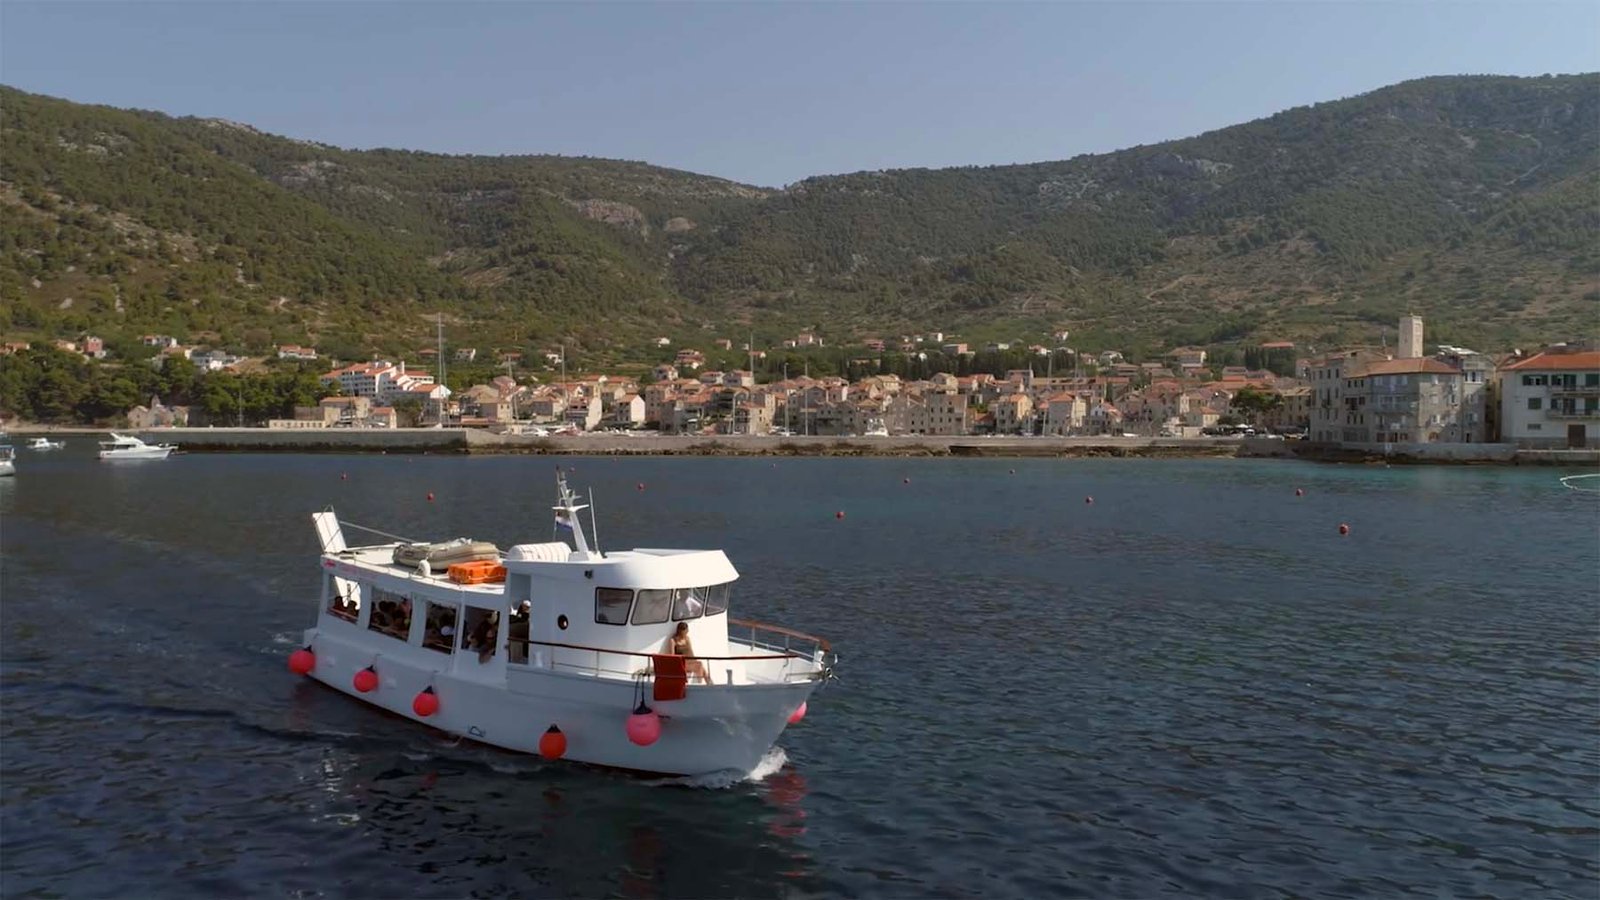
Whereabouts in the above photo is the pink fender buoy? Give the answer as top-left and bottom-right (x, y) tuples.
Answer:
(539, 725), (567, 760)
(1338, 523), (1351, 535)
(353, 666), (379, 693)
(787, 701), (808, 725)
(637, 482), (645, 491)
(412, 686), (439, 717)
(1296, 488), (1304, 497)
(288, 647), (315, 675)
(626, 703), (661, 746)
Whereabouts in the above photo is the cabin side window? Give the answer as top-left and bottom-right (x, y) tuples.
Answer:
(326, 576), (360, 622)
(704, 582), (731, 615)
(461, 608), (501, 663)
(631, 589), (673, 625)
(508, 601), (530, 664)
(367, 587), (412, 640)
(421, 601), (457, 653)
(595, 588), (633, 625)
(672, 588), (705, 621)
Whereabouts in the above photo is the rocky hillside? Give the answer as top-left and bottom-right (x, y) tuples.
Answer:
(2, 74), (1595, 363)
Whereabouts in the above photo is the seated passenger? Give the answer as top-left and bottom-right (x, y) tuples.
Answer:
(468, 616), (497, 664)
(664, 622), (712, 685)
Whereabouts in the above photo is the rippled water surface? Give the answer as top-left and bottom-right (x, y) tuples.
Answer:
(2, 451), (1597, 897)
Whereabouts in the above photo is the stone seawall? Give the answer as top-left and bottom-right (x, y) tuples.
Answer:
(134, 427), (470, 453)
(122, 429), (1600, 465)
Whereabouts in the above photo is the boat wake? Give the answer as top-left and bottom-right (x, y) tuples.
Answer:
(649, 745), (789, 790)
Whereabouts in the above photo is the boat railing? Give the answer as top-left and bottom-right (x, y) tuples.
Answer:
(508, 634), (830, 684)
(728, 617), (831, 660)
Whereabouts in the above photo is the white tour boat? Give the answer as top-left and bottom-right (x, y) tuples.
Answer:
(98, 432), (175, 460)
(0, 443), (14, 477)
(290, 472), (836, 776)
(26, 437), (64, 451)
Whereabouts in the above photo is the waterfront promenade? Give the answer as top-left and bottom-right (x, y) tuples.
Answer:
(9, 426), (1586, 465)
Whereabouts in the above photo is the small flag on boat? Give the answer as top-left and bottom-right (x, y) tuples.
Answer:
(555, 511), (574, 532)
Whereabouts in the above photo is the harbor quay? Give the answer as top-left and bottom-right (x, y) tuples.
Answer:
(95, 427), (1600, 465)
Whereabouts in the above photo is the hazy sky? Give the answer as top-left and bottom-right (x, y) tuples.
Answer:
(2, 2), (1595, 186)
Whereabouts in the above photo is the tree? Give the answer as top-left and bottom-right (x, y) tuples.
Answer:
(393, 396), (424, 428)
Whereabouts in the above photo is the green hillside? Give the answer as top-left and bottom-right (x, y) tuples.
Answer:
(2, 74), (1595, 365)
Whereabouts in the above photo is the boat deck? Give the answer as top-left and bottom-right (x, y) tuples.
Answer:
(329, 543), (508, 594)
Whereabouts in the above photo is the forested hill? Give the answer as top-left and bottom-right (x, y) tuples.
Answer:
(2, 74), (1596, 363)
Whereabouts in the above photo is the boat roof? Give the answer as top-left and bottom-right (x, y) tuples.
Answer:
(324, 542), (739, 603)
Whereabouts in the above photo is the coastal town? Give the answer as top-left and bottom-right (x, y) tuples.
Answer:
(267, 316), (1596, 451)
(5, 315), (1594, 454)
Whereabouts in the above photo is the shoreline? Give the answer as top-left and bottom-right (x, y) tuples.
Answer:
(7, 426), (1590, 466)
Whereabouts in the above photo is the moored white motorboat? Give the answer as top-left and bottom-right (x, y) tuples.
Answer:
(98, 432), (175, 460)
(0, 443), (14, 477)
(291, 472), (836, 776)
(26, 437), (64, 451)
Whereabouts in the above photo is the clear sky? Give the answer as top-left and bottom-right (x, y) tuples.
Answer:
(2, 1), (1595, 187)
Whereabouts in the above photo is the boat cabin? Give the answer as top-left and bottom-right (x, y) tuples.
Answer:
(311, 475), (821, 688)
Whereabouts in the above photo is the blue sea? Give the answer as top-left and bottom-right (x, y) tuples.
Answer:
(2, 450), (1596, 897)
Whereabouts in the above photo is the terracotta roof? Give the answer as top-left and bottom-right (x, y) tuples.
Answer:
(1348, 358), (1459, 377)
(1501, 350), (1600, 372)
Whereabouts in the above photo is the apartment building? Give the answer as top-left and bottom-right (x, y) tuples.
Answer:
(1497, 347), (1600, 448)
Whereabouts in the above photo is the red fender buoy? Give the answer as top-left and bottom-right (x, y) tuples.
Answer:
(626, 703), (661, 746)
(412, 686), (439, 717)
(288, 647), (315, 675)
(835, 510), (845, 520)
(353, 666), (379, 693)
(787, 701), (808, 725)
(637, 482), (645, 491)
(539, 725), (567, 760)
(426, 492), (435, 502)
(1295, 488), (1304, 497)
(1338, 523), (1350, 536)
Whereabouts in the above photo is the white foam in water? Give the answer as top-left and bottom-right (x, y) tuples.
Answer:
(656, 745), (789, 790)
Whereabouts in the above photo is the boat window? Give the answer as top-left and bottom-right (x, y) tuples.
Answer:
(595, 588), (633, 625)
(631, 589), (673, 625)
(704, 582), (731, 615)
(461, 608), (500, 663)
(672, 588), (706, 621)
(367, 587), (412, 641)
(508, 600), (530, 664)
(326, 577), (360, 623)
(422, 601), (457, 653)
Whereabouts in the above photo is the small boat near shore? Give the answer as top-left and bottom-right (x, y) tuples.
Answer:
(290, 471), (835, 776)
(0, 443), (14, 477)
(99, 432), (175, 460)
(26, 437), (64, 451)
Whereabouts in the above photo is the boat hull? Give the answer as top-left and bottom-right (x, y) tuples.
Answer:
(0, 461), (13, 477)
(300, 627), (816, 777)
(99, 447), (173, 460)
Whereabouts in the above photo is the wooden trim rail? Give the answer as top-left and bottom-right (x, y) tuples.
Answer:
(729, 618), (832, 653)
